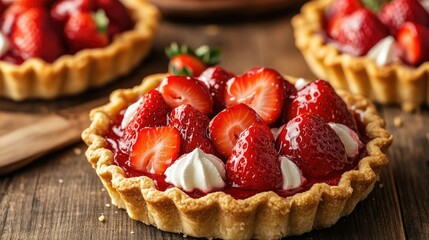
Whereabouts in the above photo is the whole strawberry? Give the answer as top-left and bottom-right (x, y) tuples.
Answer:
(11, 7), (65, 62)
(168, 104), (217, 155)
(1, 4), (26, 35)
(333, 8), (389, 56)
(227, 124), (282, 190)
(380, 0), (429, 35)
(276, 113), (348, 179)
(121, 90), (171, 153)
(166, 43), (220, 77)
(64, 10), (109, 53)
(95, 0), (134, 34)
(198, 66), (234, 114)
(287, 80), (357, 131)
(51, 0), (96, 22)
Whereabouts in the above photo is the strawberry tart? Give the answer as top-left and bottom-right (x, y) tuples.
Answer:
(0, 0), (158, 100)
(292, 0), (429, 111)
(82, 66), (392, 239)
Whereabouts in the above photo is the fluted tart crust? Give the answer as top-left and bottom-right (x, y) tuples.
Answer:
(82, 74), (392, 239)
(0, 0), (159, 101)
(292, 0), (429, 112)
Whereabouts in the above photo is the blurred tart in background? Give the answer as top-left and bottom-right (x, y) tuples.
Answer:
(0, 0), (159, 101)
(292, 0), (429, 111)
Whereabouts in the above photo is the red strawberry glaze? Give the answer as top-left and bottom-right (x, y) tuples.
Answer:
(104, 109), (368, 200)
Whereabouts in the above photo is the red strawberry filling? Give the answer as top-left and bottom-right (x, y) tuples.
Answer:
(324, 0), (429, 67)
(0, 0), (134, 64)
(104, 67), (370, 200)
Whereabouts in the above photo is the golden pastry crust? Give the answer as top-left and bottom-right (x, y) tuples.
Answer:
(292, 0), (429, 112)
(82, 74), (392, 239)
(0, 0), (159, 101)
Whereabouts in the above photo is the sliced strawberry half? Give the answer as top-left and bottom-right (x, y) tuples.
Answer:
(287, 80), (357, 131)
(224, 67), (285, 125)
(130, 126), (181, 175)
(226, 124), (282, 190)
(96, 0), (134, 34)
(276, 113), (348, 179)
(121, 90), (171, 153)
(168, 104), (217, 155)
(209, 103), (273, 158)
(158, 75), (213, 115)
(397, 21), (429, 66)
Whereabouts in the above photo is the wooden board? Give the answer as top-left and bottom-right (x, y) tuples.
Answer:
(0, 9), (428, 240)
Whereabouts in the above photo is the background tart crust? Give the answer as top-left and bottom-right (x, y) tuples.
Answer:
(82, 74), (392, 239)
(0, 0), (159, 101)
(292, 0), (429, 112)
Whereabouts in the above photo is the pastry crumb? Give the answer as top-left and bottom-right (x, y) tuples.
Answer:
(58, 179), (64, 184)
(393, 116), (403, 127)
(101, 188), (106, 192)
(379, 183), (384, 188)
(73, 147), (82, 155)
(130, 231), (135, 234)
(205, 25), (219, 36)
(98, 214), (106, 222)
(115, 211), (118, 214)
(105, 203), (110, 207)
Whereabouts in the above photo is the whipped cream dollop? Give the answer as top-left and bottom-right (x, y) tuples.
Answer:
(280, 156), (303, 190)
(121, 97), (143, 129)
(164, 148), (226, 192)
(328, 123), (363, 158)
(366, 36), (401, 66)
(294, 78), (308, 90)
(0, 33), (10, 57)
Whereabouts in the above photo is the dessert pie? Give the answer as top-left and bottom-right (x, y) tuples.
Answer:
(292, 0), (429, 111)
(82, 66), (392, 239)
(0, 0), (159, 100)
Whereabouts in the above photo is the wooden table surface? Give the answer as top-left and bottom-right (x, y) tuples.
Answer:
(1, 6), (428, 240)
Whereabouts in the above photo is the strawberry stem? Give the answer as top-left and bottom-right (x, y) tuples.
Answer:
(361, 0), (391, 12)
(165, 42), (220, 66)
(93, 9), (109, 33)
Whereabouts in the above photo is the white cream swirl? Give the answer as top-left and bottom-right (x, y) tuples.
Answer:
(366, 36), (401, 66)
(280, 156), (303, 190)
(328, 123), (363, 158)
(0, 32), (9, 57)
(121, 97), (143, 129)
(164, 148), (226, 192)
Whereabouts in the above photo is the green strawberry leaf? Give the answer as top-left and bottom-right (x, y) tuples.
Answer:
(361, 0), (391, 12)
(93, 9), (109, 33)
(165, 42), (220, 66)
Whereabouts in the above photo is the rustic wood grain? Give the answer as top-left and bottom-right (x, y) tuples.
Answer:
(382, 107), (429, 239)
(0, 8), (428, 240)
